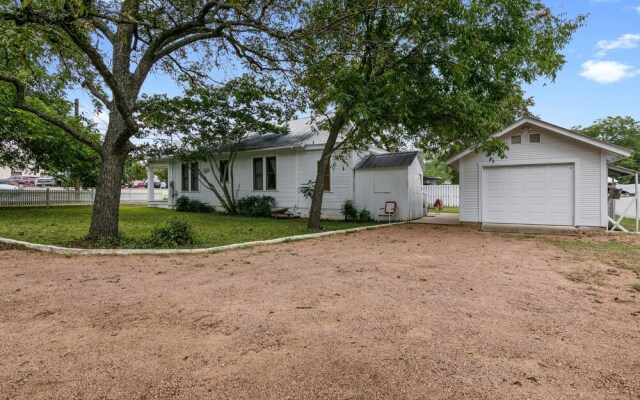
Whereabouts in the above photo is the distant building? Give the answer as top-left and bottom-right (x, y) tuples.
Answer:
(423, 176), (441, 185)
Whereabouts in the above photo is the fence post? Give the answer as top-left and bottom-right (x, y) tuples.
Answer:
(45, 188), (50, 207)
(91, 188), (96, 204)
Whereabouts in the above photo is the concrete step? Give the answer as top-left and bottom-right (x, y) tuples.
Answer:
(481, 223), (579, 236)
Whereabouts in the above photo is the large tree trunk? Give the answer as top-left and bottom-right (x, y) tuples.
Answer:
(88, 115), (128, 240)
(307, 114), (346, 229)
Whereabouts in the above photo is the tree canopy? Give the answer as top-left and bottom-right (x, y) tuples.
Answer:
(294, 0), (584, 228)
(0, 0), (299, 239)
(574, 116), (640, 174)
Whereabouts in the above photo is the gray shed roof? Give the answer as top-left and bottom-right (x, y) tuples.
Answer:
(238, 116), (330, 151)
(355, 151), (419, 169)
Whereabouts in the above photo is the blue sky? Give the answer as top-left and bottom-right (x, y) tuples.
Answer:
(82, 1), (640, 132)
(526, 0), (640, 128)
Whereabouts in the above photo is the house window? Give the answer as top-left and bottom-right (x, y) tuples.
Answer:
(253, 158), (263, 190)
(219, 160), (229, 183)
(266, 156), (277, 190)
(317, 160), (331, 191)
(181, 163), (190, 191)
(511, 135), (522, 144)
(181, 163), (199, 191)
(529, 133), (541, 143)
(190, 164), (199, 191)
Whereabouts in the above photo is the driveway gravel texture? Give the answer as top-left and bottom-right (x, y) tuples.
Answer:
(0, 224), (639, 399)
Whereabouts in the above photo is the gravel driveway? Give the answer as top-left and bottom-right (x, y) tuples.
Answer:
(1, 224), (639, 399)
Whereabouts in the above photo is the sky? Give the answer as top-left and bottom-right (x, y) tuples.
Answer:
(525, 0), (640, 128)
(81, 0), (640, 133)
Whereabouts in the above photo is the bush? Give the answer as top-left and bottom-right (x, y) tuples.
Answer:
(298, 180), (315, 199)
(175, 196), (214, 213)
(236, 195), (275, 217)
(340, 200), (358, 221)
(358, 208), (372, 222)
(147, 217), (196, 248)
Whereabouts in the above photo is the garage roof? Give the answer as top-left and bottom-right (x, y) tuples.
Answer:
(355, 151), (419, 169)
(446, 117), (632, 166)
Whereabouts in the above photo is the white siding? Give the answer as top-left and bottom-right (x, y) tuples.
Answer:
(406, 158), (425, 220)
(458, 126), (604, 227)
(167, 148), (370, 219)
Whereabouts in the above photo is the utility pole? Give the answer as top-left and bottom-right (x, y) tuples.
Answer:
(74, 98), (79, 117)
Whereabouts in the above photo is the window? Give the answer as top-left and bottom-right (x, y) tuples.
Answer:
(190, 164), (199, 191)
(317, 160), (331, 191)
(529, 133), (541, 143)
(253, 158), (263, 190)
(181, 163), (190, 191)
(266, 156), (277, 190)
(511, 135), (522, 144)
(219, 160), (229, 183)
(181, 163), (199, 191)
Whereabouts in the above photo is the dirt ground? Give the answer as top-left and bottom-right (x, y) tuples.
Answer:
(1, 224), (639, 400)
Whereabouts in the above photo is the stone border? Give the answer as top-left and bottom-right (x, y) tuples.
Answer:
(0, 222), (405, 256)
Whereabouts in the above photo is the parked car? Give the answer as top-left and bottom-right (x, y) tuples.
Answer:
(130, 180), (146, 188)
(9, 175), (37, 186)
(144, 179), (163, 188)
(35, 176), (62, 187)
(0, 179), (18, 190)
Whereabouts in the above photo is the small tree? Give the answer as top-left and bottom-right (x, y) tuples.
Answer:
(139, 75), (294, 213)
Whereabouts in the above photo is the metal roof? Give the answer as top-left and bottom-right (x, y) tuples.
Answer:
(355, 151), (419, 169)
(238, 116), (330, 151)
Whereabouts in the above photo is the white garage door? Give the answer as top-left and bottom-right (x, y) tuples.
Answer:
(482, 164), (574, 226)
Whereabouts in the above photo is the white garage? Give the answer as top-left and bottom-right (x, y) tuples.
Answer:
(447, 117), (632, 229)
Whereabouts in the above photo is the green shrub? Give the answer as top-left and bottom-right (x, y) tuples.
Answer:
(340, 200), (358, 221)
(358, 208), (372, 222)
(236, 195), (275, 217)
(148, 217), (196, 248)
(298, 180), (315, 199)
(175, 195), (214, 213)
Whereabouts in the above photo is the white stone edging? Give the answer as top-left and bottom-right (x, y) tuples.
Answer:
(0, 222), (405, 256)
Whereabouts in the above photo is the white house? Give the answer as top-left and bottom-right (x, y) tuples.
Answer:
(446, 117), (632, 229)
(146, 116), (425, 221)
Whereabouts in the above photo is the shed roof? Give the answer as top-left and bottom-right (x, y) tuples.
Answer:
(355, 151), (419, 169)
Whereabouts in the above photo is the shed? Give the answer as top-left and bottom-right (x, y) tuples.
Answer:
(446, 117), (632, 229)
(354, 151), (425, 221)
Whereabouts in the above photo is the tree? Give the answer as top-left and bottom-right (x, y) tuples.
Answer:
(0, 78), (101, 188)
(0, 1), (297, 239)
(295, 0), (583, 229)
(139, 75), (294, 213)
(573, 116), (640, 175)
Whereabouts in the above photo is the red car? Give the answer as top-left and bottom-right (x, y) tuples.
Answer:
(9, 175), (37, 186)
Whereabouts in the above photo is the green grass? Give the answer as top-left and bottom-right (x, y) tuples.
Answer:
(615, 216), (638, 232)
(0, 205), (376, 249)
(439, 206), (459, 214)
(546, 238), (640, 274)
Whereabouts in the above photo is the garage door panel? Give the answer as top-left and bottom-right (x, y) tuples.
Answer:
(483, 164), (573, 226)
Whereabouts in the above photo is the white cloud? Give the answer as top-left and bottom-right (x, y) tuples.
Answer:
(635, 5), (640, 14)
(596, 33), (640, 57)
(580, 60), (639, 84)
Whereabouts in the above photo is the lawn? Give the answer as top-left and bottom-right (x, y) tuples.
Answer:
(0, 205), (375, 248)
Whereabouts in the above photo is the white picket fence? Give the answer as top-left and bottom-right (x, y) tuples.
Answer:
(422, 185), (459, 207)
(0, 188), (94, 207)
(0, 188), (158, 207)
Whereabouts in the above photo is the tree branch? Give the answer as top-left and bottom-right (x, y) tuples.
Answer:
(81, 78), (112, 108)
(0, 74), (103, 154)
